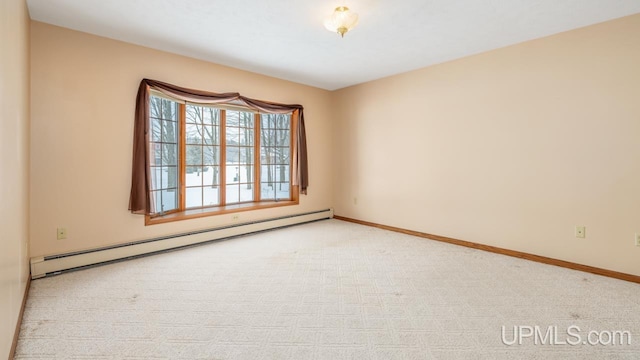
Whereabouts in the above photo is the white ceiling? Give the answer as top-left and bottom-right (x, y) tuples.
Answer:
(27, 0), (640, 90)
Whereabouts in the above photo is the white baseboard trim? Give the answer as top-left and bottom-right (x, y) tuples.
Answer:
(31, 209), (333, 279)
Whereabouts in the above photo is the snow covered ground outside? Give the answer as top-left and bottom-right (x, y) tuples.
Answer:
(151, 164), (290, 212)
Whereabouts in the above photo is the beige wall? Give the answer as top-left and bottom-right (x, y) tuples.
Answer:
(27, 14), (640, 279)
(332, 14), (640, 276)
(30, 22), (334, 258)
(0, 0), (31, 357)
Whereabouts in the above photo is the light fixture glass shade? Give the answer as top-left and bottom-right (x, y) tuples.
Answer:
(324, 6), (359, 37)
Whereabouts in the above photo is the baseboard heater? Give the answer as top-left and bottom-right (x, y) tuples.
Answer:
(30, 209), (333, 279)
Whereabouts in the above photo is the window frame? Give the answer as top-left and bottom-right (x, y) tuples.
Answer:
(145, 96), (299, 226)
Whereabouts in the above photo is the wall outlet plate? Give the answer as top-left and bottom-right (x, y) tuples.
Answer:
(635, 233), (640, 247)
(57, 227), (67, 240)
(575, 226), (586, 238)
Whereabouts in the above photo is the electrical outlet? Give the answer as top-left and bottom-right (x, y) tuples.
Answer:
(575, 226), (585, 238)
(232, 215), (240, 221)
(635, 233), (640, 247)
(57, 228), (67, 240)
(353, 197), (357, 205)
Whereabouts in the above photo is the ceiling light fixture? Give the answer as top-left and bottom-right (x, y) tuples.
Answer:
(324, 6), (359, 38)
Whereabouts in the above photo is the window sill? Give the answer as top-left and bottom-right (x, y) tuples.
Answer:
(145, 199), (299, 226)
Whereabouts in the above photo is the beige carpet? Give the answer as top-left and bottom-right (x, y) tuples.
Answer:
(15, 219), (640, 359)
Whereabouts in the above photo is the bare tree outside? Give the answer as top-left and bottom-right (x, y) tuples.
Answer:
(225, 110), (254, 196)
(241, 112), (253, 190)
(149, 96), (179, 213)
(149, 97), (178, 189)
(260, 113), (291, 200)
(185, 105), (220, 187)
(149, 98), (292, 209)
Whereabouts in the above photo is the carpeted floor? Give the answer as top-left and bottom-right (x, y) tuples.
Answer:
(14, 219), (640, 359)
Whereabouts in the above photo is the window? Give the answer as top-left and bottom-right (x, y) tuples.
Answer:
(145, 94), (297, 224)
(148, 97), (179, 214)
(260, 113), (292, 201)
(184, 104), (222, 208)
(128, 79), (308, 223)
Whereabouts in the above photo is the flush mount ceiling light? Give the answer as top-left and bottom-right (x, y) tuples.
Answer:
(324, 6), (359, 38)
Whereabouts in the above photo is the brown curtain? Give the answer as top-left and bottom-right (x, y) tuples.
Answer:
(128, 79), (308, 215)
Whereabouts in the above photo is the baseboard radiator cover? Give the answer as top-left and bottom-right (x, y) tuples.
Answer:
(31, 209), (333, 279)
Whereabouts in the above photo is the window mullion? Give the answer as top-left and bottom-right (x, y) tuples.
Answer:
(220, 110), (227, 206)
(290, 110), (297, 201)
(179, 103), (186, 211)
(254, 113), (261, 202)
(200, 107), (205, 208)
